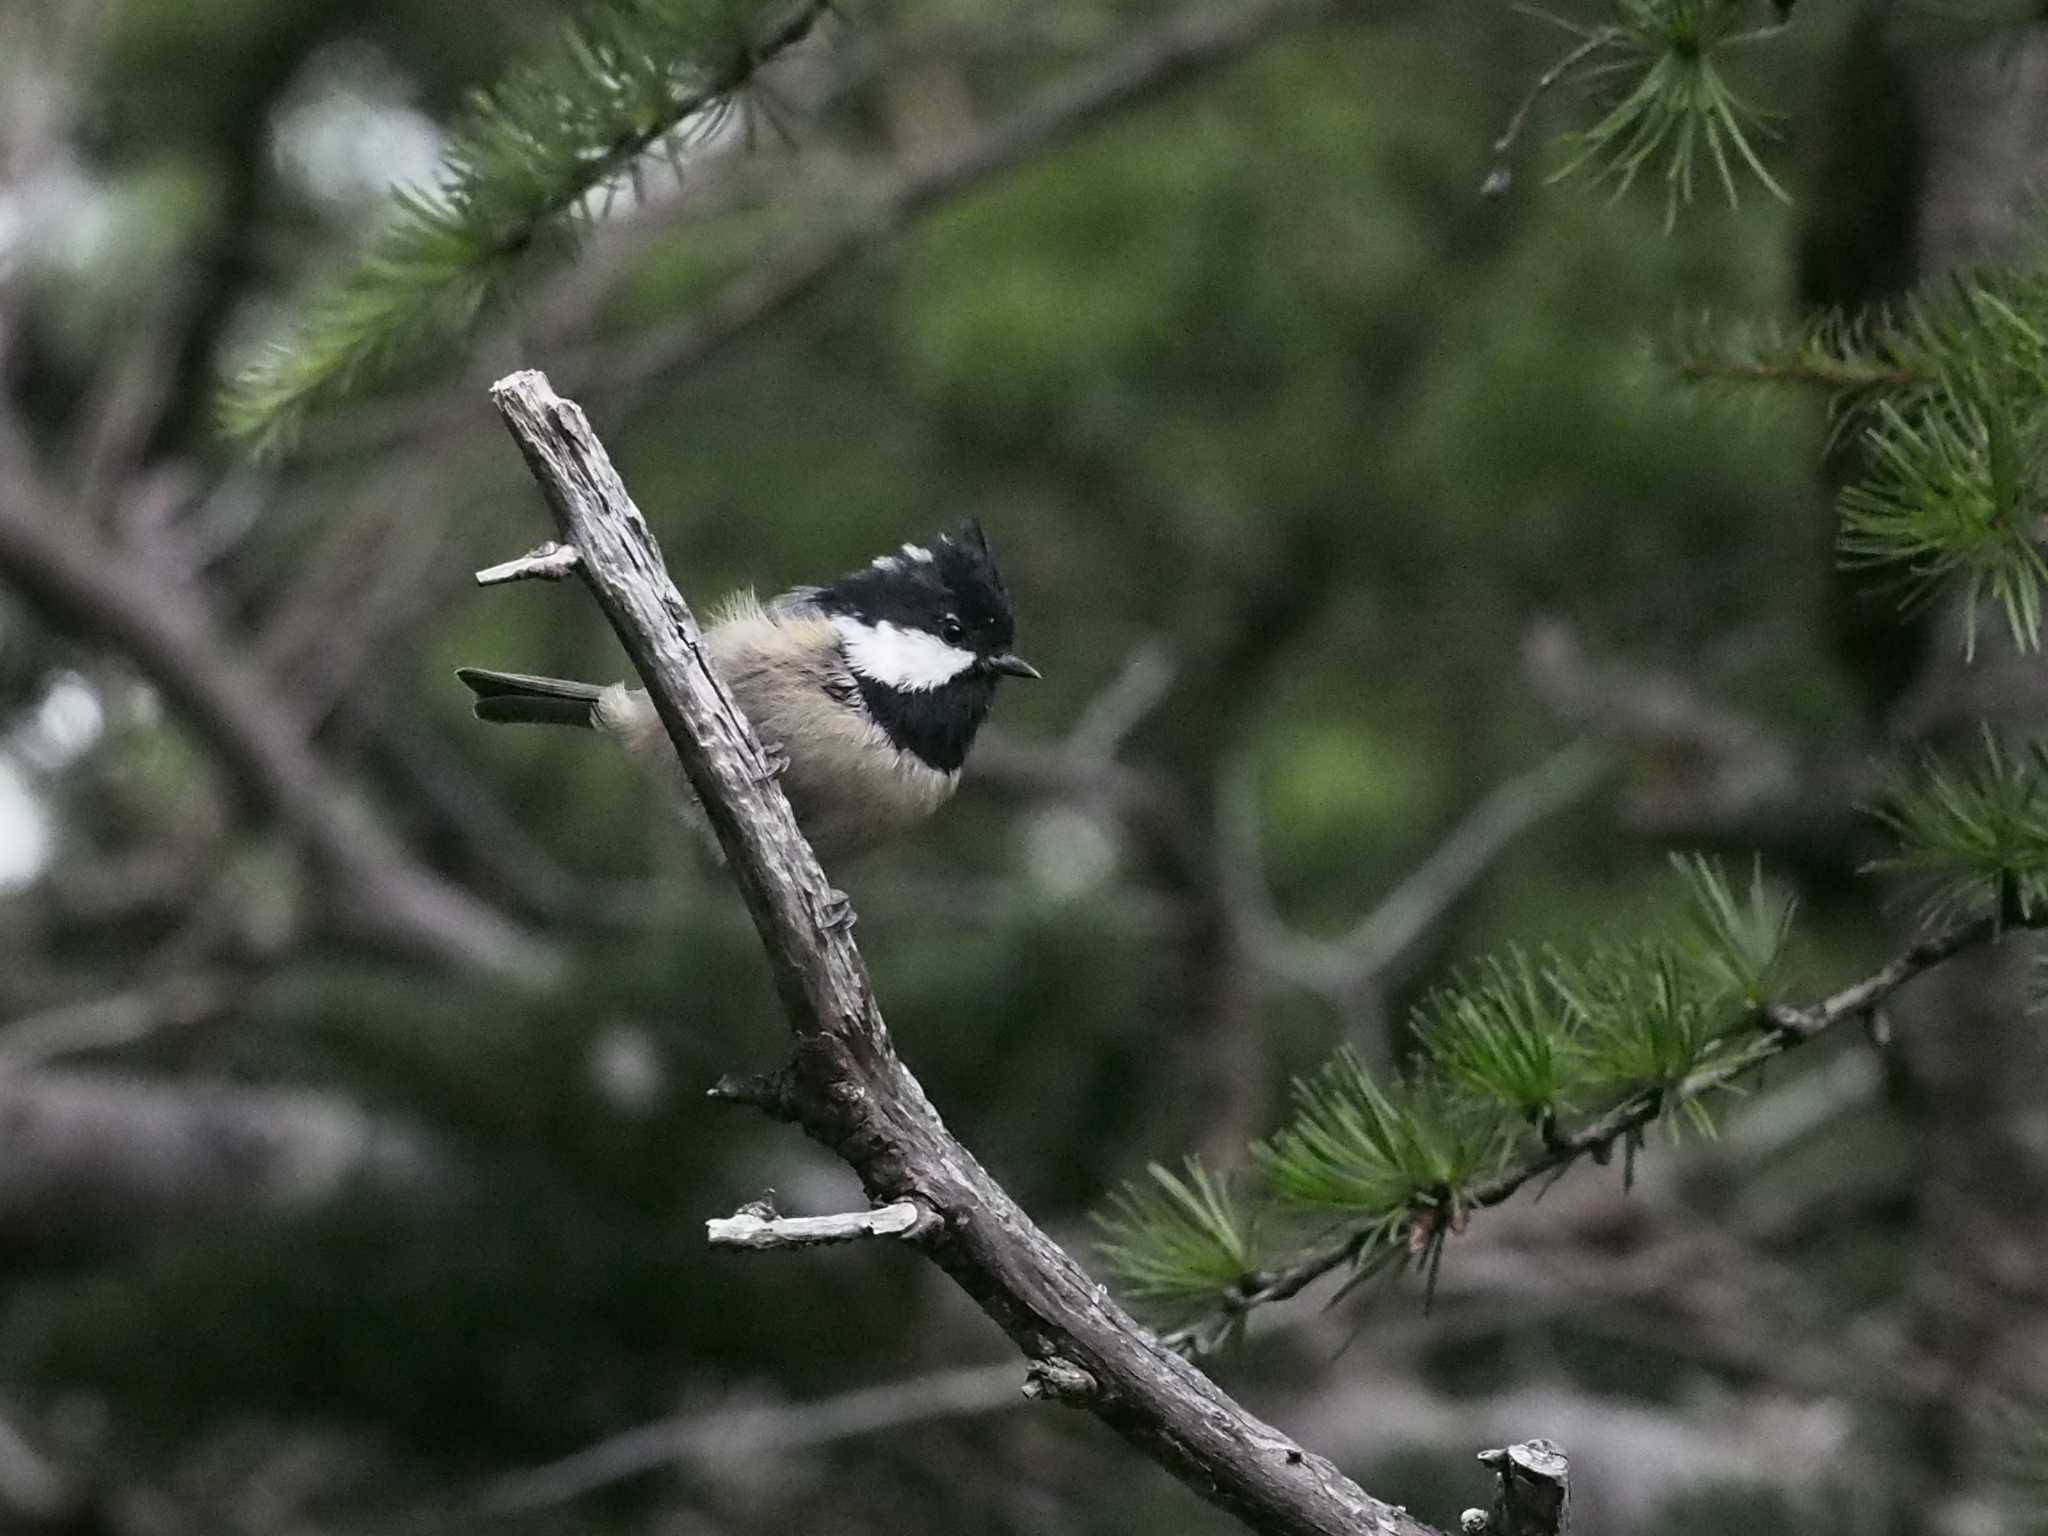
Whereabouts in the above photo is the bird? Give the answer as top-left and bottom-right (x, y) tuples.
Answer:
(456, 519), (1038, 861)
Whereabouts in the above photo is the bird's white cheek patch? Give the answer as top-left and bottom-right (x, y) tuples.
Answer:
(835, 618), (977, 691)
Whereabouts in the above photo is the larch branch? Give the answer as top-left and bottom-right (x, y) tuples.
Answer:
(1169, 907), (2037, 1347)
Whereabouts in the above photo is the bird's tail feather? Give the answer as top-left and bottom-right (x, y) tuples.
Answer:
(456, 668), (605, 728)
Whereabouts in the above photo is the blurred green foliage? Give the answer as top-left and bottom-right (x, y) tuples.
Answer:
(0, 0), (1963, 1530)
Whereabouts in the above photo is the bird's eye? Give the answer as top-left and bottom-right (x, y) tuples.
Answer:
(941, 615), (965, 643)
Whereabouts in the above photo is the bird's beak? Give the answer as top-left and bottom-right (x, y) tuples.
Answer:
(989, 653), (1041, 680)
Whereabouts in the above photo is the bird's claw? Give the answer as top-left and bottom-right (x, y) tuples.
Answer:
(817, 887), (857, 931)
(753, 739), (792, 783)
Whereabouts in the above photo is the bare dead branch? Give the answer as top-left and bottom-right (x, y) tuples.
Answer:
(476, 540), (584, 587)
(486, 367), (1442, 1536)
(707, 1197), (937, 1250)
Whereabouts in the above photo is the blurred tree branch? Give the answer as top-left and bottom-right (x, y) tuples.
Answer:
(1219, 742), (1607, 1010)
(595, 0), (1355, 399)
(0, 447), (552, 982)
(283, 0), (1364, 461)
(1523, 621), (1873, 863)
(0, 973), (231, 1065)
(476, 1359), (1029, 1516)
(0, 1068), (435, 1244)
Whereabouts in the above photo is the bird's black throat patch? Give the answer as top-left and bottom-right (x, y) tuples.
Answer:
(857, 672), (998, 773)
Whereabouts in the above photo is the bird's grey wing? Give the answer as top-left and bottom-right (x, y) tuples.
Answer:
(764, 584), (826, 619)
(820, 644), (862, 708)
(721, 589), (857, 705)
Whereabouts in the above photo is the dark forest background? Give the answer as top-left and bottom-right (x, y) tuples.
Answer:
(0, 0), (2043, 1532)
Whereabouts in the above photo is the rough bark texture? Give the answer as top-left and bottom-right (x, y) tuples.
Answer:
(1465, 1440), (1569, 1536)
(487, 368), (1444, 1536)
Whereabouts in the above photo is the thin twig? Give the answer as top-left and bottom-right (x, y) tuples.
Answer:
(707, 1198), (937, 1250)
(1491, 28), (1611, 158)
(1226, 743), (1606, 1002)
(475, 540), (583, 586)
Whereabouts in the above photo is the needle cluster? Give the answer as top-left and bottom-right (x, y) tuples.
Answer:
(1093, 783), (2048, 1345)
(219, 0), (830, 454)
(1509, 0), (1788, 231)
(1871, 730), (2048, 928)
(1676, 274), (2048, 658)
(1097, 853), (1814, 1338)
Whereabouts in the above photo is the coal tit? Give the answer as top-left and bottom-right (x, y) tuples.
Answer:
(457, 519), (1038, 859)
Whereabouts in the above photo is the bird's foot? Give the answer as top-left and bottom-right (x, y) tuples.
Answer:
(752, 739), (792, 783)
(816, 887), (857, 932)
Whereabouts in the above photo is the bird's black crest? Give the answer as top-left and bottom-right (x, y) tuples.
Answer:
(802, 520), (1016, 655)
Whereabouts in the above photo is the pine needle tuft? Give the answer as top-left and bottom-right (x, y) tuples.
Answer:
(1253, 1053), (1506, 1223)
(1870, 730), (2048, 928)
(218, 0), (832, 455)
(1093, 1158), (1262, 1325)
(1516, 0), (1790, 232)
(1669, 852), (1796, 1005)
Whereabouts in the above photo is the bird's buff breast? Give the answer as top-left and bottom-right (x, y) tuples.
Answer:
(596, 606), (959, 858)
